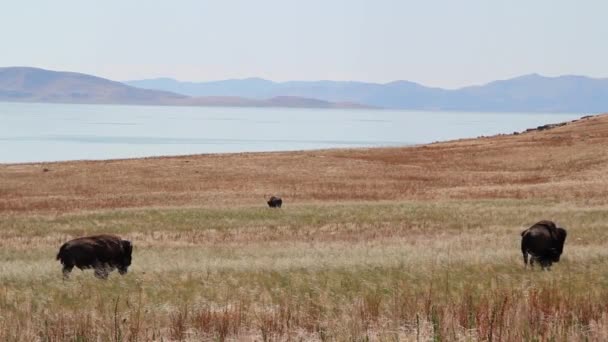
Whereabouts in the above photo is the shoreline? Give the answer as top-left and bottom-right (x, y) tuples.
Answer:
(0, 113), (597, 167)
(1, 112), (606, 214)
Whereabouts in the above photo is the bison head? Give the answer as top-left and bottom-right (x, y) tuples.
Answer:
(551, 227), (567, 261)
(117, 240), (133, 274)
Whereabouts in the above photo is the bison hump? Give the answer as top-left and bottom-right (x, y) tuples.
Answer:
(535, 220), (557, 230)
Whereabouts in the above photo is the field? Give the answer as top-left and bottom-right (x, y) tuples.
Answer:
(0, 114), (607, 341)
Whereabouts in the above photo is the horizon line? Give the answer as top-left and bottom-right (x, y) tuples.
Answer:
(123, 72), (608, 90)
(2, 65), (608, 90)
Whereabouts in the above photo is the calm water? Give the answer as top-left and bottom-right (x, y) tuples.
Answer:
(0, 102), (582, 164)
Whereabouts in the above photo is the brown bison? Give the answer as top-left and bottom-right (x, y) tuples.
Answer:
(521, 220), (567, 270)
(57, 235), (133, 279)
(266, 195), (283, 208)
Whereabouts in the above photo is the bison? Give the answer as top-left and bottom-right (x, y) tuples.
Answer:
(57, 234), (133, 279)
(266, 195), (283, 208)
(521, 220), (567, 270)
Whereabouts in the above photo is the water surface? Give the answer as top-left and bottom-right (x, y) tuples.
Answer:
(0, 102), (582, 163)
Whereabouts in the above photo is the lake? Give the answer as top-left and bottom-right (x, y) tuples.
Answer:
(0, 102), (582, 164)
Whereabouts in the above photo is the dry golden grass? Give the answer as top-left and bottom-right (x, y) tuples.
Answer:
(0, 113), (607, 340)
(1, 201), (608, 341)
(1, 114), (607, 214)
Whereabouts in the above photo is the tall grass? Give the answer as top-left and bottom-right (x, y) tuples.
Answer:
(0, 201), (607, 340)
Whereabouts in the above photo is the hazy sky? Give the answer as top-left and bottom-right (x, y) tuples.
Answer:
(1, 0), (606, 88)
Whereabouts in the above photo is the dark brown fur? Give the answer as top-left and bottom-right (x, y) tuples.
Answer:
(521, 220), (567, 270)
(267, 196), (282, 208)
(56, 234), (132, 279)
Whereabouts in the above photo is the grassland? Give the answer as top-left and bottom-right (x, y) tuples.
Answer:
(0, 114), (607, 341)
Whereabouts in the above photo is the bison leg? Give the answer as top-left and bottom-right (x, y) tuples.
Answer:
(62, 264), (74, 279)
(540, 259), (552, 271)
(94, 264), (109, 279)
(522, 250), (529, 267)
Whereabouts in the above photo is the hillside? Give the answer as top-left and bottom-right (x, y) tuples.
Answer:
(0, 67), (368, 108)
(1, 113), (606, 213)
(127, 74), (608, 112)
(2, 114), (608, 340)
(0, 67), (187, 104)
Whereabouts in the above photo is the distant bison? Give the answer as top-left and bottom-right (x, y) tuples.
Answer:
(57, 235), (133, 279)
(521, 220), (567, 270)
(266, 196), (283, 208)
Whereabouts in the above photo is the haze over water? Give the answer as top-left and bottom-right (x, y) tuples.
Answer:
(0, 102), (582, 164)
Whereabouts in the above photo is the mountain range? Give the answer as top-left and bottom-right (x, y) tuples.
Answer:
(0, 67), (367, 109)
(127, 74), (608, 112)
(1, 66), (607, 112)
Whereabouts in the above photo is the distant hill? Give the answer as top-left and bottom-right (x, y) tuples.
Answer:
(0, 67), (187, 104)
(4, 67), (607, 112)
(179, 95), (370, 109)
(0, 67), (368, 109)
(127, 74), (608, 112)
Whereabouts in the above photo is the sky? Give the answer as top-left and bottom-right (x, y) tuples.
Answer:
(1, 0), (607, 88)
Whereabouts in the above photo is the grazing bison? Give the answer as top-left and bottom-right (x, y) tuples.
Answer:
(57, 235), (133, 279)
(266, 195), (283, 208)
(521, 220), (567, 270)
